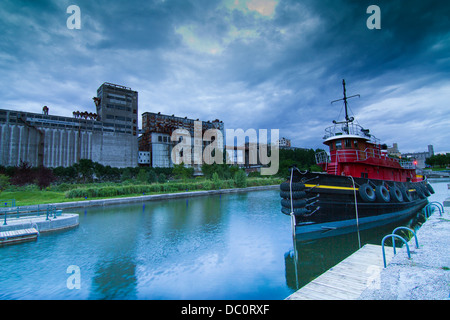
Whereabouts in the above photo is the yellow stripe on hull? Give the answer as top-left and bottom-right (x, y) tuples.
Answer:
(304, 184), (359, 191)
(304, 184), (418, 192)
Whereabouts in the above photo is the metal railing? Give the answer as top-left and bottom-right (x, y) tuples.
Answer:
(423, 202), (444, 218)
(2, 205), (62, 226)
(381, 234), (411, 268)
(1, 199), (16, 208)
(315, 148), (415, 170)
(323, 123), (380, 144)
(315, 151), (330, 165)
(381, 201), (445, 268)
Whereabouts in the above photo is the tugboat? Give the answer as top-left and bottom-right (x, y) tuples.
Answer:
(280, 79), (434, 240)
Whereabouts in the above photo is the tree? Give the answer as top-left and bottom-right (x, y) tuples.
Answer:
(148, 170), (157, 183)
(10, 161), (34, 186)
(234, 170), (247, 188)
(74, 159), (95, 183)
(93, 162), (106, 181)
(35, 166), (56, 190)
(121, 167), (133, 181)
(53, 166), (77, 183)
(425, 154), (450, 168)
(136, 168), (149, 184)
(173, 163), (194, 180)
(158, 173), (167, 183)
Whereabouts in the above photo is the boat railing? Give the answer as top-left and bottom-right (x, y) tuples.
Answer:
(323, 123), (380, 144)
(315, 151), (330, 164)
(315, 148), (416, 169)
(399, 160), (416, 169)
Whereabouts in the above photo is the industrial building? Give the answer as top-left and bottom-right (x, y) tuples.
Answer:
(402, 145), (434, 169)
(0, 83), (138, 168)
(138, 112), (224, 169)
(1, 82), (230, 171)
(387, 143), (434, 168)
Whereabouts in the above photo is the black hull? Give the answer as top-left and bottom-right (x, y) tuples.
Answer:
(280, 171), (431, 241)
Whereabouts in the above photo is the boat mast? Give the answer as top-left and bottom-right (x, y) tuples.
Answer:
(331, 79), (360, 128)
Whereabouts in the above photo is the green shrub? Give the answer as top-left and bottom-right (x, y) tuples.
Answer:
(0, 174), (10, 192)
(211, 172), (222, 189)
(158, 173), (166, 184)
(234, 170), (247, 188)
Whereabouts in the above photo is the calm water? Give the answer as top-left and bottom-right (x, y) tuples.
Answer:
(0, 181), (448, 300)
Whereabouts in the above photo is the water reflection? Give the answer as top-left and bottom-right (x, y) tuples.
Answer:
(0, 181), (446, 299)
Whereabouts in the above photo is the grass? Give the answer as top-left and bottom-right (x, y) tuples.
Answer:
(0, 177), (283, 207)
(0, 190), (67, 206)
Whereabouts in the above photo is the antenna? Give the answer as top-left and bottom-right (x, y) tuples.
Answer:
(331, 79), (360, 125)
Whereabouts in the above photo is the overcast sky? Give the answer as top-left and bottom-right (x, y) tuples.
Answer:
(1, 0), (449, 154)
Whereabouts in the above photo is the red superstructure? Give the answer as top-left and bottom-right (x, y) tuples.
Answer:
(314, 80), (421, 183)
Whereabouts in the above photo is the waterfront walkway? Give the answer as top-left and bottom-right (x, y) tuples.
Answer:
(287, 204), (450, 300)
(359, 206), (450, 300)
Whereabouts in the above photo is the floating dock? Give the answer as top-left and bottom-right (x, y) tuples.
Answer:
(0, 213), (79, 246)
(286, 244), (395, 300)
(0, 228), (39, 245)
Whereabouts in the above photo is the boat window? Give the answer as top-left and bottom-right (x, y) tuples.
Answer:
(353, 140), (358, 149)
(330, 142), (334, 150)
(345, 139), (352, 148)
(335, 140), (342, 150)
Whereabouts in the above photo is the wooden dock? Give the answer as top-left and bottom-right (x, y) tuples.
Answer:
(286, 244), (395, 300)
(0, 228), (39, 245)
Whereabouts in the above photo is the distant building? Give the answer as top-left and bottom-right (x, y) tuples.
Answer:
(387, 143), (401, 158)
(0, 82), (138, 168)
(402, 145), (434, 169)
(138, 112), (224, 169)
(95, 82), (138, 137)
(277, 137), (291, 149)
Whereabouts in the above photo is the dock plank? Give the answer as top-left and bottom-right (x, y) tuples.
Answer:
(287, 244), (393, 300)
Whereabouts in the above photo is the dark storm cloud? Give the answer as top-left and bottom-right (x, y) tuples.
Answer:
(1, 0), (449, 153)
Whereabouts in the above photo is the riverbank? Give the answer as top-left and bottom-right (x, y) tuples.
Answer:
(8, 184), (280, 211)
(0, 177), (283, 206)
